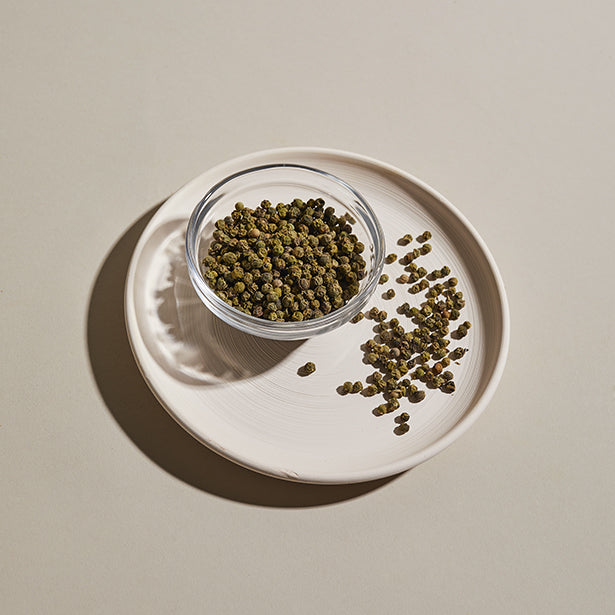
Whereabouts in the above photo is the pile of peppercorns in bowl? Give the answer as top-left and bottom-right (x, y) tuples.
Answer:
(185, 164), (385, 341)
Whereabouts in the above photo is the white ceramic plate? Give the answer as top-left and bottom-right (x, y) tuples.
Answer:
(125, 147), (509, 484)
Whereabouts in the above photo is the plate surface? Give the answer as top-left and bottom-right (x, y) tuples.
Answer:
(125, 147), (509, 484)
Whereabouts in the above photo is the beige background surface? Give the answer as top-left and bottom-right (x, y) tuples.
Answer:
(2, 1), (614, 613)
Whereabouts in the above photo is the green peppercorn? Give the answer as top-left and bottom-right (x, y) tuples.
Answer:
(398, 233), (413, 245)
(411, 390), (426, 402)
(397, 422), (410, 434)
(420, 243), (432, 255)
(364, 384), (378, 396)
(447, 277), (458, 287)
(342, 381), (353, 394)
(379, 273), (389, 284)
(399, 412), (410, 422)
(302, 361), (316, 374)
(385, 253), (397, 264)
(410, 284), (420, 294)
(377, 310), (387, 322)
(387, 399), (400, 411)
(456, 325), (468, 338)
(398, 274), (409, 283)
(375, 404), (388, 416)
(451, 347), (467, 360)
(442, 371), (454, 381)
(351, 312), (364, 323)
(386, 288), (395, 299)
(441, 381), (456, 394)
(351, 381), (363, 393)
(417, 231), (432, 242)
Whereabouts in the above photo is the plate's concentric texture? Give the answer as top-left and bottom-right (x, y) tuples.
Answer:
(125, 148), (509, 484)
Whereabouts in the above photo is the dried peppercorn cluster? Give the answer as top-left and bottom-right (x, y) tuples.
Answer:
(342, 230), (471, 435)
(202, 198), (367, 321)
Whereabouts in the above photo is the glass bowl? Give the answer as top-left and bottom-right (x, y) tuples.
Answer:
(185, 163), (385, 340)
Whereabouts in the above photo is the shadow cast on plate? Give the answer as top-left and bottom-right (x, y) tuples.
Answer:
(86, 204), (399, 508)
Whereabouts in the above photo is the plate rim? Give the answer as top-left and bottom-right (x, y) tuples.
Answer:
(124, 146), (511, 484)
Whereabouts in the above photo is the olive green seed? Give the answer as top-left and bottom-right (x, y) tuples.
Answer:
(399, 412), (410, 422)
(352, 381), (363, 393)
(379, 273), (389, 284)
(351, 312), (364, 323)
(303, 361), (316, 374)
(398, 274), (410, 283)
(386, 289), (396, 299)
(397, 422), (410, 434)
(442, 381), (456, 394)
(451, 347), (467, 360)
(417, 231), (432, 242)
(442, 371), (454, 381)
(385, 253), (397, 264)
(420, 244), (432, 255)
(398, 233), (413, 245)
(411, 390), (426, 402)
(342, 381), (353, 394)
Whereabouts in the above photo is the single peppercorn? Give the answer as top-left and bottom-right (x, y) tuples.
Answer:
(442, 381), (456, 394)
(379, 273), (389, 284)
(386, 289), (395, 299)
(398, 274), (409, 283)
(398, 233), (413, 245)
(456, 325), (468, 338)
(451, 347), (467, 360)
(397, 422), (410, 434)
(385, 253), (397, 264)
(342, 381), (353, 394)
(302, 361), (316, 375)
(420, 244), (432, 255)
(352, 381), (363, 393)
(417, 231), (432, 242)
(399, 412), (410, 422)
(364, 384), (378, 396)
(349, 312), (364, 324)
(411, 390), (426, 402)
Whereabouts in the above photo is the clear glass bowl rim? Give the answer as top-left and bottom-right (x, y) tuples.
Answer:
(184, 163), (386, 340)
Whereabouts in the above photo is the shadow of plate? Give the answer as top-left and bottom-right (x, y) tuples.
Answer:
(86, 204), (399, 508)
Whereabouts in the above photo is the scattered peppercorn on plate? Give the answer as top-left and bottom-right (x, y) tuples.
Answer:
(125, 147), (509, 484)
